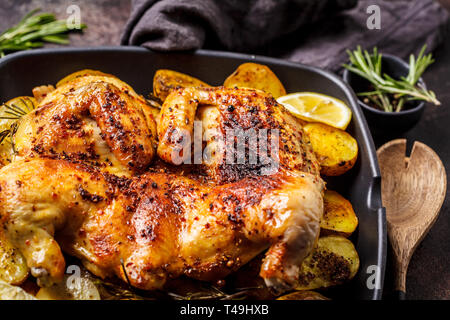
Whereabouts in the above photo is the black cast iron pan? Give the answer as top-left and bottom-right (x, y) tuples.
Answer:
(0, 47), (386, 300)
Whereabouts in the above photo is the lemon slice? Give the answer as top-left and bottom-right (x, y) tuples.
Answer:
(277, 92), (352, 130)
(0, 97), (36, 165)
(0, 96), (36, 134)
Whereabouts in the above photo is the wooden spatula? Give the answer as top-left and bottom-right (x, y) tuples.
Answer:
(377, 139), (446, 299)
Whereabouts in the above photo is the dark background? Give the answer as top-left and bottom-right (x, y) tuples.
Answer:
(0, 0), (449, 300)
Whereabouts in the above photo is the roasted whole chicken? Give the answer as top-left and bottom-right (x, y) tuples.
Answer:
(0, 73), (325, 293)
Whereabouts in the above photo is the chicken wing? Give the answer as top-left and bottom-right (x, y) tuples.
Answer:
(12, 75), (158, 175)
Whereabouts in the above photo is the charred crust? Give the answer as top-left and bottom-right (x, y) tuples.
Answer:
(140, 225), (156, 241)
(78, 186), (104, 203)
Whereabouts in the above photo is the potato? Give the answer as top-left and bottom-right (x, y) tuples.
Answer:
(0, 236), (29, 285)
(36, 272), (100, 300)
(296, 236), (359, 291)
(0, 280), (36, 300)
(303, 122), (358, 176)
(153, 69), (211, 102)
(224, 63), (286, 98)
(321, 190), (358, 237)
(277, 290), (329, 300)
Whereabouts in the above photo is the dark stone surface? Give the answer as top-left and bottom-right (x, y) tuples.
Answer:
(0, 0), (131, 47)
(0, 0), (448, 300)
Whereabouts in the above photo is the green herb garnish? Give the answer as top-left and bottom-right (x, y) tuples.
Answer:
(92, 276), (258, 300)
(344, 45), (440, 112)
(0, 9), (87, 57)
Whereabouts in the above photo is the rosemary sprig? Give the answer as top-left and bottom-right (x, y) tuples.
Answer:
(92, 277), (257, 301)
(343, 45), (440, 112)
(0, 98), (35, 120)
(0, 129), (10, 145)
(0, 9), (87, 57)
(167, 285), (260, 300)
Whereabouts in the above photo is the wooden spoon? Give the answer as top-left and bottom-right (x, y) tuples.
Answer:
(377, 139), (446, 299)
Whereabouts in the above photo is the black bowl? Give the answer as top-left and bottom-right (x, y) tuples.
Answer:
(342, 54), (426, 136)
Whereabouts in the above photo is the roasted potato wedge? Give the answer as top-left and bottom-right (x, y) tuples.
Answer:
(277, 290), (329, 300)
(296, 236), (360, 291)
(224, 63), (286, 98)
(153, 69), (211, 102)
(36, 272), (100, 300)
(321, 190), (358, 237)
(0, 236), (28, 285)
(303, 122), (358, 176)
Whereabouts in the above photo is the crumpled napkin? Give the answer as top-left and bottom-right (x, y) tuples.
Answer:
(121, 0), (448, 71)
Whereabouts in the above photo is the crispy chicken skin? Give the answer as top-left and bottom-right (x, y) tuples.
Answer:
(0, 158), (323, 290)
(0, 84), (324, 292)
(13, 76), (157, 175)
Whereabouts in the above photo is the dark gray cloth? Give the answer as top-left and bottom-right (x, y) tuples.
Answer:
(121, 0), (449, 71)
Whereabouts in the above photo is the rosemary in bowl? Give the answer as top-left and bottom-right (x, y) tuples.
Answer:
(343, 45), (440, 113)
